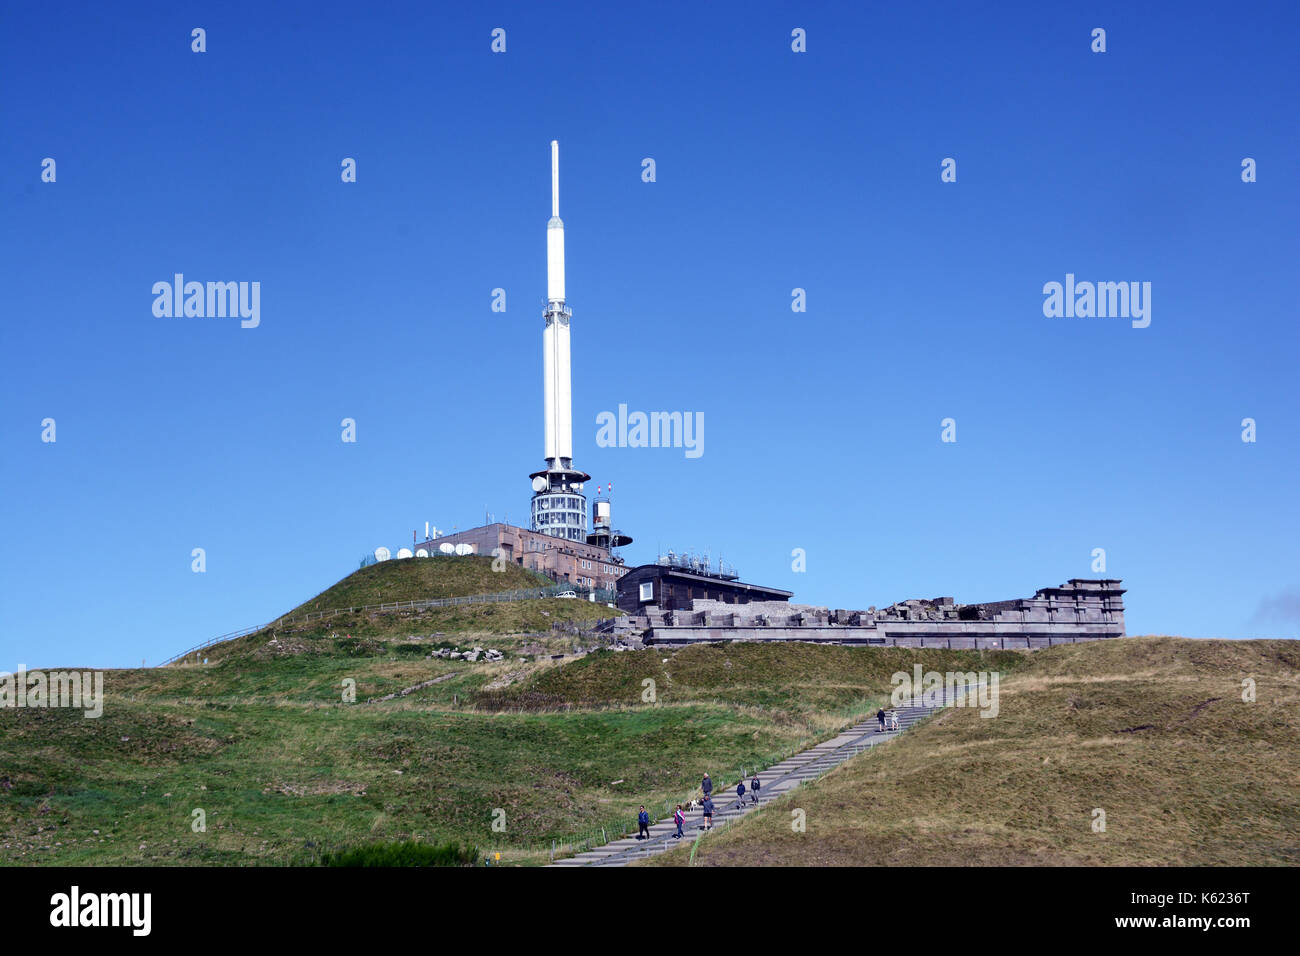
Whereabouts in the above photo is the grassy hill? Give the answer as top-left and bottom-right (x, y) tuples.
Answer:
(6, 557), (1021, 866)
(6, 555), (1293, 868)
(172, 555), (606, 666)
(641, 637), (1300, 867)
(2, 640), (1009, 865)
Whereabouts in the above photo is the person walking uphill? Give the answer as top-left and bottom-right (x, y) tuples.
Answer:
(750, 774), (760, 805)
(701, 795), (714, 830)
(701, 772), (712, 799)
(877, 707), (887, 732)
(637, 806), (650, 840)
(673, 804), (685, 839)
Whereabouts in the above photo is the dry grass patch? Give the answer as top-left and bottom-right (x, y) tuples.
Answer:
(643, 637), (1300, 867)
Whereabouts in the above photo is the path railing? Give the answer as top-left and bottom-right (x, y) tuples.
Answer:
(544, 684), (988, 864)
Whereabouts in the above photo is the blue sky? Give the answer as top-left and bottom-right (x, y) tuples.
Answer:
(2, 1), (1297, 669)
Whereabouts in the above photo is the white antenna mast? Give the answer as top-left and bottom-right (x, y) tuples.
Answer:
(543, 140), (570, 466)
(551, 139), (560, 218)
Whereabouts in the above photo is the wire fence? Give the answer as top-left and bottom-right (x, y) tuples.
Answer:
(157, 583), (619, 667)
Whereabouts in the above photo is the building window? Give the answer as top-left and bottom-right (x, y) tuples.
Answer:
(639, 582), (653, 603)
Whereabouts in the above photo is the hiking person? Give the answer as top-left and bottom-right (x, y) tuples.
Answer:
(673, 804), (685, 839)
(637, 805), (650, 840)
(701, 772), (712, 799)
(701, 795), (714, 830)
(887, 708), (900, 731)
(736, 780), (746, 808)
(877, 707), (887, 732)
(750, 775), (760, 804)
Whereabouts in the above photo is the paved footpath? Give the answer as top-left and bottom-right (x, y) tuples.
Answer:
(547, 695), (958, 867)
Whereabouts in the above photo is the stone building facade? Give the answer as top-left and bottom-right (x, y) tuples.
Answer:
(420, 523), (627, 592)
(615, 579), (1127, 649)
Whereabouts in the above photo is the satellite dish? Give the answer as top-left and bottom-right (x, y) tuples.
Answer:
(532, 476), (547, 492)
(454, 543), (473, 556)
(415, 548), (429, 558)
(396, 548), (413, 559)
(439, 543), (456, 554)
(374, 547), (391, 562)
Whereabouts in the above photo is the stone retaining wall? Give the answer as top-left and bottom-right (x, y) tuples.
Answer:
(613, 578), (1127, 648)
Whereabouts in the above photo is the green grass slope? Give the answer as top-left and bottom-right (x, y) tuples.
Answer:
(11, 554), (1285, 870)
(171, 556), (590, 666)
(479, 642), (1028, 717)
(0, 619), (1020, 866)
(642, 636), (1300, 867)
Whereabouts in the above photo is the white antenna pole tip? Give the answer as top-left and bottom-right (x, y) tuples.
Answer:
(550, 141), (560, 217)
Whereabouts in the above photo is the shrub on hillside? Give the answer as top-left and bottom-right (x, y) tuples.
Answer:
(320, 840), (479, 867)
(391, 643), (429, 657)
(333, 637), (383, 657)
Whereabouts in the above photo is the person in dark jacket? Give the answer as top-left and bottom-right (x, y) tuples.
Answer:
(750, 775), (760, 804)
(637, 805), (650, 840)
(701, 772), (712, 798)
(877, 707), (887, 732)
(736, 780), (746, 808)
(673, 804), (685, 838)
(701, 795), (714, 830)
